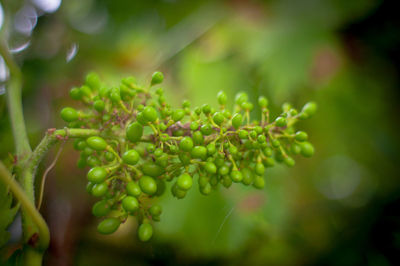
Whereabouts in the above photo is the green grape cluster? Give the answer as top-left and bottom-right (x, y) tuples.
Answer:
(60, 71), (316, 241)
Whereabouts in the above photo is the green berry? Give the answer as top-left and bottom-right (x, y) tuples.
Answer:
(217, 91), (227, 105)
(172, 109), (185, 121)
(122, 149), (140, 165)
(126, 122), (143, 143)
(177, 173), (193, 190)
(235, 92), (248, 105)
(191, 146), (207, 160)
(93, 100), (105, 112)
(142, 163), (164, 177)
(255, 162), (265, 175)
(149, 205), (162, 216)
(92, 182), (108, 197)
(69, 87), (82, 100)
(87, 167), (107, 184)
(126, 182), (141, 197)
(300, 142), (314, 157)
(301, 101), (317, 116)
(204, 162), (217, 174)
(86, 136), (107, 151)
(232, 113), (243, 129)
(257, 135), (266, 143)
(213, 112), (225, 125)
(104, 151), (115, 162)
(238, 130), (248, 139)
(138, 223), (153, 242)
(151, 71), (164, 85)
(202, 104), (211, 114)
(97, 218), (120, 234)
(275, 117), (287, 127)
(190, 121), (199, 131)
(139, 176), (157, 195)
(143, 106), (157, 122)
(200, 123), (213, 135)
(60, 107), (78, 122)
(122, 196), (139, 212)
(295, 131), (308, 142)
(284, 156), (295, 167)
(258, 96), (268, 107)
(253, 176), (265, 189)
(230, 170), (243, 183)
(218, 165), (230, 176)
(241, 168), (254, 185)
(180, 136), (193, 152)
(92, 200), (111, 217)
(192, 131), (204, 145)
(207, 143), (216, 155)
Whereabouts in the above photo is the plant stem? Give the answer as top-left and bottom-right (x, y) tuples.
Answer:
(0, 162), (49, 251)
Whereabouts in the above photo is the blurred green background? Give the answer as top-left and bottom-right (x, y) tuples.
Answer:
(1, 0), (400, 265)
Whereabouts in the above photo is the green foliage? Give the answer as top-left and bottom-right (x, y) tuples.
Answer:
(0, 177), (19, 248)
(61, 71), (316, 242)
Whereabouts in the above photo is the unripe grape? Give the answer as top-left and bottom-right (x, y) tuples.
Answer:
(284, 156), (295, 167)
(301, 101), (317, 116)
(92, 200), (111, 217)
(143, 106), (157, 122)
(109, 87), (121, 102)
(74, 139), (86, 151)
(257, 135), (266, 143)
(238, 130), (248, 139)
(139, 176), (158, 195)
(200, 123), (213, 135)
(87, 167), (107, 184)
(172, 109), (185, 121)
(151, 71), (164, 85)
(253, 176), (265, 189)
(232, 113), (243, 129)
(126, 182), (141, 197)
(222, 175), (232, 188)
(146, 144), (156, 153)
(300, 142), (314, 157)
(93, 100), (105, 112)
(255, 162), (265, 175)
(222, 109), (231, 118)
(192, 131), (204, 145)
(230, 170), (243, 183)
(142, 163), (164, 177)
(213, 112), (225, 125)
(179, 152), (191, 165)
(217, 91), (227, 105)
(241, 102), (253, 111)
(149, 205), (162, 216)
(92, 182), (108, 197)
(60, 107), (78, 122)
(180, 136), (194, 152)
(258, 96), (268, 107)
(200, 183), (212, 195)
(204, 162), (217, 174)
(86, 136), (107, 151)
(69, 87), (82, 100)
(122, 196), (139, 212)
(202, 104), (211, 114)
(218, 165), (230, 176)
(97, 218), (120, 234)
(190, 121), (199, 131)
(271, 139), (280, 148)
(154, 148), (163, 157)
(295, 131), (308, 142)
(241, 168), (254, 185)
(122, 149), (140, 165)
(290, 143), (301, 155)
(138, 223), (153, 242)
(263, 157), (275, 167)
(275, 117), (287, 127)
(126, 122), (143, 143)
(177, 173), (193, 190)
(235, 92), (248, 105)
(207, 143), (216, 155)
(191, 146), (207, 160)
(85, 72), (101, 91)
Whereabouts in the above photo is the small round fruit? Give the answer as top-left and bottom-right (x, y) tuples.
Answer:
(151, 71), (164, 85)
(92, 182), (108, 197)
(204, 162), (217, 174)
(295, 131), (308, 142)
(191, 146), (207, 160)
(230, 170), (243, 183)
(86, 136), (107, 151)
(60, 107), (78, 122)
(149, 205), (162, 216)
(139, 176), (157, 195)
(179, 137), (193, 152)
(126, 182), (141, 197)
(92, 200), (111, 217)
(172, 109), (185, 121)
(97, 218), (121, 234)
(93, 100), (105, 112)
(143, 106), (157, 122)
(275, 117), (287, 127)
(232, 113), (243, 129)
(87, 167), (107, 184)
(300, 142), (315, 157)
(258, 96), (268, 107)
(284, 156), (295, 167)
(142, 163), (164, 177)
(255, 163), (265, 176)
(138, 223), (153, 242)
(212, 112), (225, 125)
(217, 91), (227, 105)
(126, 122), (143, 143)
(122, 196), (139, 212)
(253, 176), (265, 189)
(177, 173), (193, 190)
(122, 150), (140, 165)
(301, 101), (317, 116)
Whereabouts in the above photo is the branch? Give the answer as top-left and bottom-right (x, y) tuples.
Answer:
(0, 162), (49, 251)
(28, 128), (100, 177)
(0, 40), (31, 158)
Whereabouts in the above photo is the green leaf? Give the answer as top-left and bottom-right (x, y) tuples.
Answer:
(0, 177), (19, 248)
